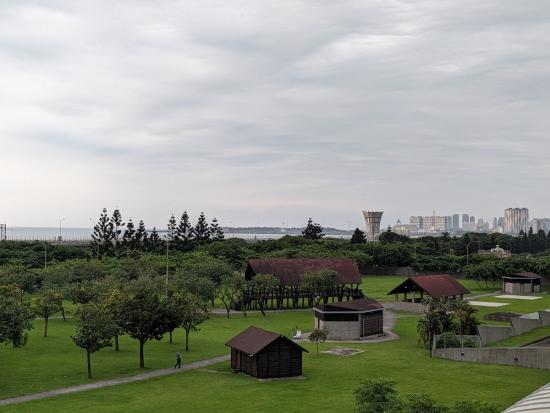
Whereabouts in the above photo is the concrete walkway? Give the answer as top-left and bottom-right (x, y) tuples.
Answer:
(0, 355), (230, 407)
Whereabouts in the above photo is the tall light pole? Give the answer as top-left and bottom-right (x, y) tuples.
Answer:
(58, 218), (65, 241)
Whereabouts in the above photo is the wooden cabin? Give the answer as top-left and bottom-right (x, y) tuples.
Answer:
(243, 258), (364, 309)
(387, 275), (470, 302)
(225, 326), (308, 379)
(314, 298), (384, 341)
(503, 272), (542, 294)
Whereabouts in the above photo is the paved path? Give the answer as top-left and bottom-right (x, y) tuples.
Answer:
(0, 355), (230, 407)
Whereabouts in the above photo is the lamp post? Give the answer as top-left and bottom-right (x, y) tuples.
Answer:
(58, 218), (65, 241)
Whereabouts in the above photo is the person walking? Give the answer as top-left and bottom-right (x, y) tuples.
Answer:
(174, 351), (182, 369)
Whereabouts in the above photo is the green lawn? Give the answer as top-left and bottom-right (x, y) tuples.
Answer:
(469, 294), (550, 321)
(0, 311), (312, 400)
(0, 313), (547, 413)
(488, 325), (550, 347)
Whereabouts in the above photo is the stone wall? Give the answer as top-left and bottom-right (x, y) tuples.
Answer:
(432, 347), (550, 370)
(316, 318), (360, 341)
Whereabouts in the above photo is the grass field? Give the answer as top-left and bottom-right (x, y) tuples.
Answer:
(488, 325), (550, 347)
(1, 312), (548, 413)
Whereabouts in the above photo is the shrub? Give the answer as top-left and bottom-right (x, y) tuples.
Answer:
(436, 332), (461, 349)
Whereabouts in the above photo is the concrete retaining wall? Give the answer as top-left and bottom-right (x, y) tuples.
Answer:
(477, 325), (514, 346)
(538, 310), (550, 327)
(511, 317), (542, 335)
(433, 347), (550, 370)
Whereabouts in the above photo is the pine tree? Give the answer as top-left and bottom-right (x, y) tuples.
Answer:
(111, 208), (125, 256)
(302, 218), (324, 240)
(91, 208), (115, 257)
(350, 228), (366, 244)
(175, 211), (195, 251)
(122, 219), (136, 251)
(210, 218), (224, 241)
(194, 212), (211, 245)
(166, 215), (177, 244)
(147, 227), (164, 253)
(134, 220), (147, 250)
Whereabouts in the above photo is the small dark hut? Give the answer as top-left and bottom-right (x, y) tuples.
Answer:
(387, 275), (470, 302)
(226, 326), (308, 379)
(314, 298), (384, 340)
(503, 272), (542, 294)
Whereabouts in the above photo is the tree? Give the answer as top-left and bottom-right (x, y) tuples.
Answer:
(301, 269), (339, 304)
(172, 272), (216, 311)
(402, 393), (447, 413)
(146, 227), (164, 253)
(302, 218), (324, 240)
(32, 289), (63, 337)
(111, 208), (125, 256)
(175, 211), (195, 251)
(0, 285), (33, 347)
(166, 214), (177, 244)
(91, 208), (114, 258)
(308, 327), (328, 355)
(249, 274), (279, 316)
(351, 228), (367, 244)
(354, 378), (401, 413)
(122, 219), (136, 251)
(194, 212), (210, 245)
(210, 218), (225, 241)
(178, 292), (208, 351)
(451, 401), (498, 413)
(119, 280), (169, 368)
(217, 274), (246, 318)
(133, 220), (147, 249)
(451, 300), (479, 336)
(101, 288), (128, 351)
(71, 302), (118, 378)
(417, 298), (453, 350)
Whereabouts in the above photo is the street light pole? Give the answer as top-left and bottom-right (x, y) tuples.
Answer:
(59, 218), (65, 241)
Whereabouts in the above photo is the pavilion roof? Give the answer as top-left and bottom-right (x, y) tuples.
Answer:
(387, 275), (470, 298)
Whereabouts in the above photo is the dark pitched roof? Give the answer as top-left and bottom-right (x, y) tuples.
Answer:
(225, 326), (308, 355)
(245, 258), (362, 285)
(387, 275), (470, 298)
(507, 272), (542, 279)
(316, 298), (383, 312)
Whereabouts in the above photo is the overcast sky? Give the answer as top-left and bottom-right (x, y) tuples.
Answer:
(1, 1), (549, 229)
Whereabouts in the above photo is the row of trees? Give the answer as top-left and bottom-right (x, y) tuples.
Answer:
(91, 208), (225, 258)
(354, 378), (498, 413)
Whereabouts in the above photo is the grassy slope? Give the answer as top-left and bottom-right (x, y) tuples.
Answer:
(488, 325), (550, 347)
(1, 314), (548, 413)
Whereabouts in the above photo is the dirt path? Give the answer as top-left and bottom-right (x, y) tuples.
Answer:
(0, 355), (230, 407)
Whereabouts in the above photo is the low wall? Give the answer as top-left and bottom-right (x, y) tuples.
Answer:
(390, 301), (426, 314)
(538, 310), (550, 327)
(477, 325), (513, 346)
(511, 317), (542, 335)
(433, 347), (550, 370)
(316, 318), (360, 341)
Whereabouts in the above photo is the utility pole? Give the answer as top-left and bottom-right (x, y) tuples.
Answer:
(44, 242), (47, 268)
(165, 240), (169, 296)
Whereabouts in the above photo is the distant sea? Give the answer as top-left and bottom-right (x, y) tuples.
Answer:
(3, 227), (351, 241)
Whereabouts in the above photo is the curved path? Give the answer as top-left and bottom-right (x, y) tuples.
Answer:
(0, 354), (230, 407)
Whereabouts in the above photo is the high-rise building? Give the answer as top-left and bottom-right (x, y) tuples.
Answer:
(504, 208), (529, 235)
(531, 218), (550, 234)
(423, 215), (449, 232)
(410, 216), (424, 229)
(363, 210), (384, 242)
(452, 214), (460, 230)
(469, 216), (476, 230)
(462, 214), (469, 230)
(492, 217), (498, 230)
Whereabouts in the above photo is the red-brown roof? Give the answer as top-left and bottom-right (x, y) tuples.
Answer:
(316, 298), (383, 312)
(245, 258), (362, 285)
(508, 272), (542, 279)
(387, 275), (470, 298)
(225, 326), (307, 355)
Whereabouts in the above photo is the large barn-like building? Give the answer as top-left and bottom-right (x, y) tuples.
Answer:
(503, 272), (542, 294)
(226, 326), (308, 379)
(314, 298), (384, 341)
(388, 275), (470, 302)
(244, 258), (364, 309)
